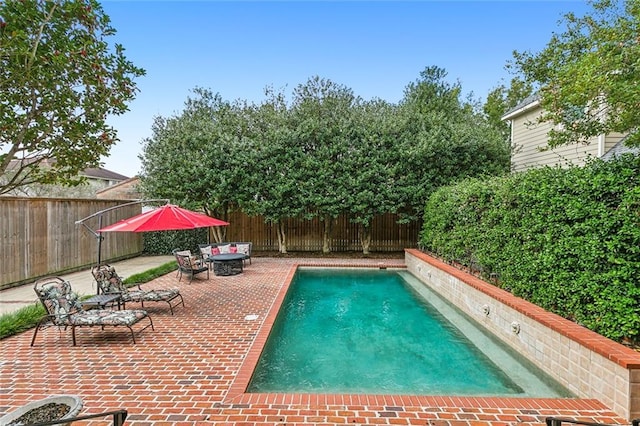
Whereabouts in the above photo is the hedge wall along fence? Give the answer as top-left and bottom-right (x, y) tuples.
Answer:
(421, 154), (640, 343)
(143, 228), (208, 255)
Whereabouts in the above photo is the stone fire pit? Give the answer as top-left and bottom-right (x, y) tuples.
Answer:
(0, 395), (83, 426)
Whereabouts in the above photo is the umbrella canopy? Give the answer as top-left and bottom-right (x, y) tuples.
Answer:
(98, 204), (229, 233)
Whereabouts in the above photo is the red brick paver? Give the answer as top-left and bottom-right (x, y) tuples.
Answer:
(0, 257), (629, 425)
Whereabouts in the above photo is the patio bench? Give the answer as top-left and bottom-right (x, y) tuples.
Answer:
(199, 242), (252, 266)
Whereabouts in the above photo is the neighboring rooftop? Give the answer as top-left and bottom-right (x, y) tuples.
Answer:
(82, 167), (129, 181)
(2, 158), (130, 198)
(501, 94), (541, 121)
(96, 176), (142, 200)
(601, 135), (640, 161)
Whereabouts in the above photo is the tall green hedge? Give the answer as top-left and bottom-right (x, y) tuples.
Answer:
(420, 154), (640, 343)
(143, 228), (208, 255)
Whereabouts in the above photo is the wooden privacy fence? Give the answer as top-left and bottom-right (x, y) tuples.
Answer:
(1, 197), (420, 289)
(222, 211), (420, 252)
(1, 197), (143, 289)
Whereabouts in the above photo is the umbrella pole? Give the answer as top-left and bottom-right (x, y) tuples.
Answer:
(96, 216), (103, 295)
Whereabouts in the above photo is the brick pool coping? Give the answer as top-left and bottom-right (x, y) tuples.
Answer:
(0, 257), (630, 425)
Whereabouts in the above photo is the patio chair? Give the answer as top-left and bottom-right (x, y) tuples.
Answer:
(31, 276), (154, 346)
(172, 249), (209, 283)
(91, 264), (185, 315)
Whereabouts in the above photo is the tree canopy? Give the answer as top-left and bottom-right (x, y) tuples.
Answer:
(140, 69), (511, 254)
(483, 77), (534, 142)
(0, 0), (144, 195)
(511, 0), (640, 148)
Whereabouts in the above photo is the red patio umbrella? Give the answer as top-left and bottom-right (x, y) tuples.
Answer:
(97, 204), (229, 233)
(77, 201), (229, 291)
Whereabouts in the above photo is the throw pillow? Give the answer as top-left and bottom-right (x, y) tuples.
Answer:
(211, 247), (221, 255)
(201, 245), (212, 256)
(218, 244), (231, 254)
(236, 243), (250, 255)
(230, 246), (238, 253)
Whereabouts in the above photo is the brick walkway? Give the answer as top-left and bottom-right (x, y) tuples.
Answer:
(0, 257), (628, 425)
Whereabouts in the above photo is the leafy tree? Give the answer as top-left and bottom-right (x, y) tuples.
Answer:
(511, 0), (640, 148)
(241, 88), (305, 253)
(397, 66), (510, 223)
(0, 0), (145, 195)
(289, 76), (357, 253)
(483, 77), (534, 142)
(139, 88), (247, 242)
(345, 99), (402, 254)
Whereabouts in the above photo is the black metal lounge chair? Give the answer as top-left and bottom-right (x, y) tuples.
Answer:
(92, 264), (185, 315)
(31, 276), (154, 346)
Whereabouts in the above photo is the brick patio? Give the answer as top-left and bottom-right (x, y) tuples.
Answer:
(0, 257), (628, 425)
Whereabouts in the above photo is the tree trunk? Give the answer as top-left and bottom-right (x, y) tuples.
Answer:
(322, 215), (332, 253)
(210, 226), (225, 243)
(360, 224), (372, 255)
(277, 220), (288, 253)
(204, 204), (227, 243)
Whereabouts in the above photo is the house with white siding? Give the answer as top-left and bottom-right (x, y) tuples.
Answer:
(501, 95), (629, 172)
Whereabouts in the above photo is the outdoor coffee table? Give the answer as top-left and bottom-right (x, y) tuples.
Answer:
(211, 253), (245, 276)
(81, 294), (122, 310)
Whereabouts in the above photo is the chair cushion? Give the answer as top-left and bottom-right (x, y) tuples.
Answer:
(37, 280), (84, 324)
(70, 309), (148, 326)
(93, 265), (127, 294)
(236, 243), (250, 256)
(126, 289), (180, 302)
(218, 244), (231, 254)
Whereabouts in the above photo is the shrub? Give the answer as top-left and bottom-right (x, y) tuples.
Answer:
(143, 228), (208, 255)
(421, 154), (640, 343)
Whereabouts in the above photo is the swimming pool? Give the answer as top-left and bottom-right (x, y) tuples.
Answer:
(247, 268), (572, 397)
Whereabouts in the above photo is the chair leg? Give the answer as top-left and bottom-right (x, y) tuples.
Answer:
(30, 315), (54, 346)
(167, 294), (185, 315)
(129, 315), (154, 344)
(71, 326), (77, 346)
(30, 321), (43, 346)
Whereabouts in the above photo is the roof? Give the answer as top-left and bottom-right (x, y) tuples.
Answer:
(95, 176), (142, 199)
(501, 94), (541, 121)
(6, 159), (128, 181)
(82, 167), (129, 181)
(601, 135), (640, 161)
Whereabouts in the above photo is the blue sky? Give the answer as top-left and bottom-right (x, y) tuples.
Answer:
(100, 0), (590, 177)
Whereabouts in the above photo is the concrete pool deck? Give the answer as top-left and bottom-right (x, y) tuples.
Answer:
(0, 256), (632, 425)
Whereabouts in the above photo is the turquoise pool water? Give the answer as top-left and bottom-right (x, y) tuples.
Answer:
(247, 268), (571, 396)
